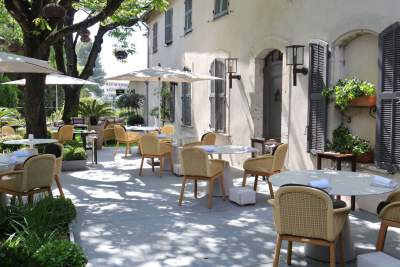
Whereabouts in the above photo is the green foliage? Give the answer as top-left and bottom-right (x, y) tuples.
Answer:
(116, 90), (144, 112)
(33, 240), (87, 267)
(79, 99), (114, 125)
(0, 134), (22, 153)
(322, 78), (376, 110)
(127, 113), (144, 125)
(47, 109), (64, 126)
(328, 124), (372, 156)
(63, 145), (87, 161)
(0, 75), (20, 108)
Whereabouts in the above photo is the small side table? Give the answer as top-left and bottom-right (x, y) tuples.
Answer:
(317, 152), (357, 210)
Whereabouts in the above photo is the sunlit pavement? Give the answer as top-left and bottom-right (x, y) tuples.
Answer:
(58, 147), (400, 267)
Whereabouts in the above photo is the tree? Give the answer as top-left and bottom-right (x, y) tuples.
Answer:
(116, 90), (144, 114)
(1, 0), (167, 137)
(0, 75), (20, 108)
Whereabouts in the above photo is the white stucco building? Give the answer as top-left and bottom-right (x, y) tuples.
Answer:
(143, 0), (400, 212)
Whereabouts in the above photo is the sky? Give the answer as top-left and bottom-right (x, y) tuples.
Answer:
(76, 11), (148, 77)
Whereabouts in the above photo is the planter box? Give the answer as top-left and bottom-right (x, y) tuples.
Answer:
(356, 151), (374, 163)
(349, 95), (376, 107)
(62, 160), (87, 171)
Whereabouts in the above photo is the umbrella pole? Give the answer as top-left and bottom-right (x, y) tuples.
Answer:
(158, 79), (161, 127)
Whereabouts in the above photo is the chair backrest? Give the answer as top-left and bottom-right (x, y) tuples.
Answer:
(272, 185), (334, 241)
(58, 125), (74, 142)
(114, 125), (128, 141)
(23, 154), (56, 192)
(1, 126), (15, 137)
(272, 143), (288, 172)
(201, 132), (217, 145)
(139, 134), (160, 155)
(161, 124), (175, 135)
(44, 143), (64, 176)
(181, 147), (209, 177)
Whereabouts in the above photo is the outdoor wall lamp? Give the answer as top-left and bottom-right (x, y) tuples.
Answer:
(225, 58), (241, 89)
(285, 45), (308, 86)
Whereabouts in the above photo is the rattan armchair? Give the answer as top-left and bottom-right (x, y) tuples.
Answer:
(179, 147), (226, 209)
(184, 132), (217, 147)
(139, 134), (173, 177)
(103, 124), (116, 144)
(0, 154), (56, 204)
(54, 125), (74, 144)
(1, 126), (16, 137)
(114, 125), (140, 157)
(160, 124), (175, 143)
(44, 143), (64, 197)
(268, 185), (350, 267)
(376, 189), (400, 251)
(242, 143), (288, 198)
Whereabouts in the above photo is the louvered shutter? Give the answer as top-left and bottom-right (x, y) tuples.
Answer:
(181, 82), (192, 125)
(377, 23), (400, 172)
(152, 23), (158, 53)
(210, 60), (216, 129)
(165, 9), (173, 44)
(169, 83), (176, 123)
(215, 59), (226, 132)
(307, 40), (328, 153)
(184, 0), (192, 33)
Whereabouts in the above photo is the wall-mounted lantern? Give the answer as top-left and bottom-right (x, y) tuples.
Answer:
(285, 45), (308, 86)
(225, 58), (241, 89)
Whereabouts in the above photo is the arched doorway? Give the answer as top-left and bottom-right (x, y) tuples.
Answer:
(263, 49), (283, 140)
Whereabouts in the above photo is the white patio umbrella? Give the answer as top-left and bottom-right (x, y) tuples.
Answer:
(3, 73), (98, 110)
(105, 67), (221, 126)
(0, 52), (57, 73)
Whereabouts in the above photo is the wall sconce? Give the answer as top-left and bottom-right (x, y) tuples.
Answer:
(225, 58), (241, 89)
(285, 45), (308, 86)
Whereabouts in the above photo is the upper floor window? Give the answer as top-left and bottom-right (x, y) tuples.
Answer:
(213, 0), (228, 19)
(152, 23), (158, 53)
(165, 8), (173, 45)
(184, 0), (192, 34)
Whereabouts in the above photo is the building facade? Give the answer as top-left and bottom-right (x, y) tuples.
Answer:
(144, 0), (400, 211)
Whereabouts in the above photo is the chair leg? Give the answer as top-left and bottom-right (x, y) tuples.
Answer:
(194, 180), (198, 198)
(254, 175), (258, 191)
(124, 144), (129, 157)
(268, 178), (275, 199)
(242, 172), (248, 187)
(151, 158), (155, 172)
(54, 174), (64, 198)
(376, 221), (388, 251)
(139, 156), (144, 176)
(179, 178), (187, 206)
(329, 242), (336, 267)
(159, 157), (163, 177)
(169, 153), (174, 172)
(220, 173), (226, 200)
(273, 234), (282, 267)
(339, 231), (344, 267)
(287, 240), (292, 265)
(113, 141), (119, 156)
(207, 179), (214, 209)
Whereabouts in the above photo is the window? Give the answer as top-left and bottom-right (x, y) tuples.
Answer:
(376, 22), (400, 172)
(181, 68), (192, 126)
(184, 0), (192, 34)
(213, 0), (228, 19)
(307, 40), (329, 153)
(161, 82), (175, 123)
(152, 23), (158, 53)
(165, 9), (173, 45)
(210, 59), (226, 132)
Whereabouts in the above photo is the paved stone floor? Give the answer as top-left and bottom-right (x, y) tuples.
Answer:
(59, 147), (400, 267)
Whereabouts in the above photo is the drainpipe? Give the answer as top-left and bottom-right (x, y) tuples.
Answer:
(143, 22), (150, 125)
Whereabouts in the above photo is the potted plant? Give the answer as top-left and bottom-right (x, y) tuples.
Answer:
(322, 78), (376, 110)
(79, 99), (114, 126)
(62, 142), (87, 171)
(352, 136), (374, 163)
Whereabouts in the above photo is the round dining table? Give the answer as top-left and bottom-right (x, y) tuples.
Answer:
(270, 169), (399, 262)
(197, 145), (257, 196)
(126, 125), (160, 132)
(3, 138), (58, 149)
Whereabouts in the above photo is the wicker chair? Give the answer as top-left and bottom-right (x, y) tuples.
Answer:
(103, 123), (116, 144)
(139, 134), (173, 177)
(242, 143), (288, 198)
(114, 125), (140, 157)
(268, 185), (350, 267)
(160, 124), (175, 143)
(184, 132), (217, 147)
(0, 154), (56, 204)
(1, 126), (16, 137)
(376, 189), (400, 251)
(44, 143), (64, 197)
(55, 125), (74, 144)
(179, 147), (226, 209)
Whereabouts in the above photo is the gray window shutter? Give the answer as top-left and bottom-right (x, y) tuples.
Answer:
(210, 60), (216, 129)
(215, 59), (226, 132)
(377, 23), (400, 172)
(152, 23), (158, 53)
(181, 82), (192, 125)
(170, 83), (176, 123)
(165, 9), (173, 44)
(307, 40), (328, 153)
(184, 0), (192, 33)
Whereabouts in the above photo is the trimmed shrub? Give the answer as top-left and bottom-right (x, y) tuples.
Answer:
(33, 240), (87, 267)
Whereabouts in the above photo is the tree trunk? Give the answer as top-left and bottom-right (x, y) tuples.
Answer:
(62, 85), (82, 122)
(25, 74), (47, 138)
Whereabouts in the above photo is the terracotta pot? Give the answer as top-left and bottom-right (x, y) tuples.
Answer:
(8, 42), (21, 52)
(80, 35), (91, 43)
(349, 95), (376, 107)
(356, 151), (374, 163)
(43, 3), (66, 19)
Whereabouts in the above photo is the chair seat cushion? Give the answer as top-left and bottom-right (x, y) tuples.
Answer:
(357, 252), (400, 267)
(229, 187), (256, 205)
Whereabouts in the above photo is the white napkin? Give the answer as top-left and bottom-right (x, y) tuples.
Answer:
(202, 146), (216, 153)
(309, 178), (331, 189)
(13, 150), (31, 157)
(371, 176), (398, 189)
(9, 156), (18, 165)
